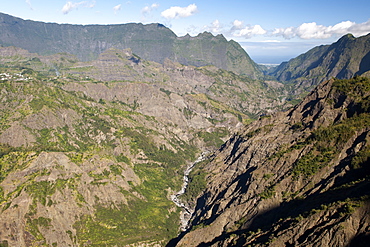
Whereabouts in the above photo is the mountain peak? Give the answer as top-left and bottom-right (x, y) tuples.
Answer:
(334, 33), (356, 46)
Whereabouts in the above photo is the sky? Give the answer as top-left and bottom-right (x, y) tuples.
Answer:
(2, 0), (370, 64)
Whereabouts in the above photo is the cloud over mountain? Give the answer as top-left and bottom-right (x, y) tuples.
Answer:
(142, 3), (159, 14)
(62, 1), (95, 15)
(161, 4), (197, 19)
(113, 4), (121, 14)
(231, 20), (267, 38)
(25, 0), (33, 10)
(273, 19), (370, 39)
(198, 18), (370, 41)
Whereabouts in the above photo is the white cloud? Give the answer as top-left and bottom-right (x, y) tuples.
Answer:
(230, 20), (267, 38)
(62, 1), (96, 15)
(232, 20), (244, 29)
(113, 4), (122, 14)
(185, 18), (370, 42)
(25, 0), (33, 10)
(272, 27), (295, 39)
(327, 21), (355, 34)
(189, 19), (266, 39)
(296, 22), (331, 39)
(161, 4), (198, 19)
(209, 20), (222, 33)
(142, 3), (159, 14)
(273, 20), (370, 39)
(348, 19), (370, 36)
(185, 20), (223, 36)
(62, 2), (77, 14)
(234, 25), (267, 38)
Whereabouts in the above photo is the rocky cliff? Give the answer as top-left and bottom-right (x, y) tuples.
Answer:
(0, 12), (262, 78)
(171, 76), (370, 246)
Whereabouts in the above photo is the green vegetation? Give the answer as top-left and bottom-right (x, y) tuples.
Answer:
(332, 76), (370, 97)
(0, 151), (36, 184)
(245, 128), (262, 138)
(262, 173), (274, 180)
(292, 115), (369, 179)
(184, 170), (207, 201)
(74, 203), (179, 246)
(259, 185), (276, 199)
(74, 160), (183, 246)
(0, 240), (8, 247)
(0, 65), (205, 244)
(233, 217), (248, 230)
(197, 128), (229, 148)
(351, 145), (370, 169)
(160, 87), (172, 96)
(288, 77), (370, 179)
(180, 159), (209, 202)
(115, 154), (131, 165)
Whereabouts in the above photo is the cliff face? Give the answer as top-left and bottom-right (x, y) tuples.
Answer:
(172, 77), (370, 246)
(0, 12), (262, 78)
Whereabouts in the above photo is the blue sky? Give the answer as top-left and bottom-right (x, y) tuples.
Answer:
(2, 0), (370, 64)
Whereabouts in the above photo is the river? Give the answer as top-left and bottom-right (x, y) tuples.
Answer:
(170, 152), (208, 231)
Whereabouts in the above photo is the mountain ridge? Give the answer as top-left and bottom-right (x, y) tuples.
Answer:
(271, 33), (370, 93)
(0, 12), (262, 78)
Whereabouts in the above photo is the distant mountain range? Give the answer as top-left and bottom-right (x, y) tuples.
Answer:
(1, 12), (370, 88)
(0, 12), (261, 79)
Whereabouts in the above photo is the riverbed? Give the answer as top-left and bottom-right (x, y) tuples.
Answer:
(170, 152), (208, 231)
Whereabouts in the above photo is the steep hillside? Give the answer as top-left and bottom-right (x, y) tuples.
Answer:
(0, 43), (289, 246)
(0, 67), (197, 246)
(0, 12), (262, 78)
(172, 33), (260, 77)
(271, 33), (370, 93)
(0, 46), (288, 120)
(171, 76), (370, 246)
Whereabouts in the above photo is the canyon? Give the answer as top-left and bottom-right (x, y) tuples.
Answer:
(0, 12), (369, 246)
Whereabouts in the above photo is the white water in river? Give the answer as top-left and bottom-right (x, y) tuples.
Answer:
(170, 152), (208, 231)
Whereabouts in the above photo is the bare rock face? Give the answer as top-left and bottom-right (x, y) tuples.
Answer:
(0, 122), (36, 147)
(172, 77), (370, 246)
